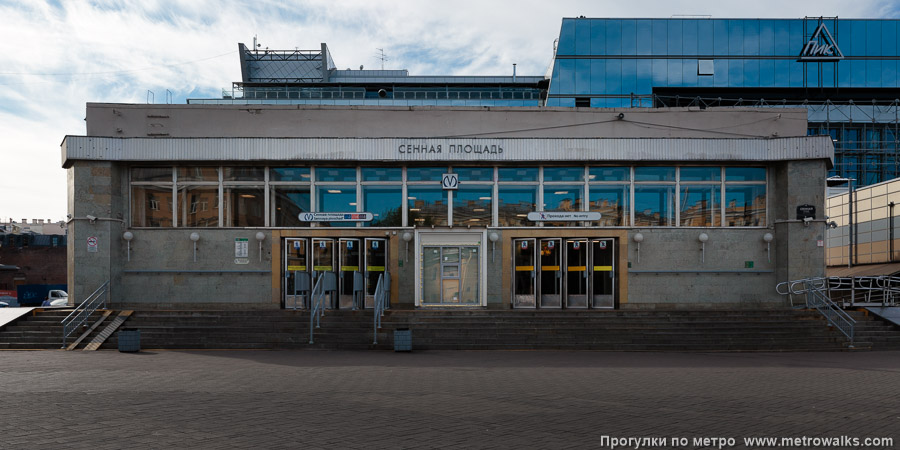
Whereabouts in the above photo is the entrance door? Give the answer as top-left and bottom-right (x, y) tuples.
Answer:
(591, 239), (615, 308)
(283, 238), (309, 309)
(565, 239), (589, 308)
(539, 238), (563, 308)
(312, 238), (336, 308)
(338, 238), (361, 309)
(513, 238), (536, 308)
(422, 245), (480, 305)
(364, 238), (388, 308)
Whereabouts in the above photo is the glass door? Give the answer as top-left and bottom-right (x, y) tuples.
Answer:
(338, 238), (361, 309)
(283, 238), (309, 309)
(539, 239), (562, 308)
(458, 246), (480, 305)
(312, 238), (336, 309)
(421, 245), (480, 306)
(591, 239), (615, 309)
(513, 239), (536, 308)
(422, 246), (442, 304)
(364, 238), (388, 308)
(565, 239), (589, 308)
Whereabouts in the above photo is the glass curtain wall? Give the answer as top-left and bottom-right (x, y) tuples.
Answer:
(131, 165), (767, 228)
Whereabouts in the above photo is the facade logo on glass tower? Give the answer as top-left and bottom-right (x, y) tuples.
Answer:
(799, 23), (843, 61)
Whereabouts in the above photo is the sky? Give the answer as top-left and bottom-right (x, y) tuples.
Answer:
(1, 0), (899, 223)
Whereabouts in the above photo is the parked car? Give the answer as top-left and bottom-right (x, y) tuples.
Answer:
(41, 290), (68, 307)
(0, 295), (14, 307)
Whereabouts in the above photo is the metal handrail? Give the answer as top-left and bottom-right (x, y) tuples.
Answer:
(61, 280), (110, 348)
(372, 274), (385, 344)
(803, 279), (856, 347)
(308, 273), (325, 344)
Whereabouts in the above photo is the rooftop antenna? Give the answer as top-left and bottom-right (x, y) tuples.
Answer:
(253, 34), (259, 53)
(375, 48), (389, 70)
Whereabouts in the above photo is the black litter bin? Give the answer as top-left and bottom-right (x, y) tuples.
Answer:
(118, 329), (141, 352)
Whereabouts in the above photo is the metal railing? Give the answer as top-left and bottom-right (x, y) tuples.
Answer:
(61, 280), (109, 348)
(775, 277), (856, 347)
(308, 274), (326, 344)
(372, 274), (386, 344)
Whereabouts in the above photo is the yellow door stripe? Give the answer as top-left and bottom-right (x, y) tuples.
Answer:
(593, 266), (613, 271)
(515, 265), (534, 271)
(287, 265), (306, 271)
(541, 265), (560, 271)
(568, 266), (586, 272)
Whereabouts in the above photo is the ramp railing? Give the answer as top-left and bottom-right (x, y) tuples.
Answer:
(775, 277), (856, 347)
(372, 274), (385, 344)
(308, 274), (325, 344)
(61, 280), (109, 348)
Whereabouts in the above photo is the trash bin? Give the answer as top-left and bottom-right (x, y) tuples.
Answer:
(394, 328), (412, 352)
(118, 329), (141, 353)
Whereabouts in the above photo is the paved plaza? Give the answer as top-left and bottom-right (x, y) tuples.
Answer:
(1, 349), (898, 449)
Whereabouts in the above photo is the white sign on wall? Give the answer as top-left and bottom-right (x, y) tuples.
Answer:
(441, 173), (459, 190)
(299, 212), (374, 222)
(234, 238), (249, 258)
(526, 212), (602, 222)
(87, 236), (98, 253)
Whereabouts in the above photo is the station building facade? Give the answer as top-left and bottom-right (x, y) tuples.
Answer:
(62, 104), (831, 310)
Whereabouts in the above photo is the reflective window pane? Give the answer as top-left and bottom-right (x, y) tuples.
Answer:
(543, 167), (584, 182)
(589, 167), (630, 181)
(315, 167), (356, 182)
(131, 185), (173, 227)
(498, 167), (538, 182)
(132, 167), (172, 183)
(270, 167), (311, 182)
(680, 185), (720, 227)
(725, 167), (766, 181)
(361, 167), (402, 182)
(362, 186), (402, 227)
(498, 185), (537, 226)
(407, 186), (448, 226)
(725, 185), (767, 226)
(634, 166), (675, 181)
(178, 186), (219, 227)
(406, 167), (446, 182)
(224, 187), (265, 227)
(680, 167), (721, 182)
(634, 185), (676, 226)
(589, 185), (629, 226)
(453, 186), (492, 227)
(272, 187), (311, 227)
(543, 185), (583, 226)
(453, 167), (493, 182)
(177, 167), (218, 182)
(316, 186), (357, 227)
(223, 167), (264, 181)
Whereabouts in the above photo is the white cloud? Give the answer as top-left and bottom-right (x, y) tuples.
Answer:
(0, 0), (894, 220)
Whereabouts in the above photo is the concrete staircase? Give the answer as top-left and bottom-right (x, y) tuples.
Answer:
(2, 308), (898, 351)
(846, 310), (900, 350)
(0, 309), (107, 350)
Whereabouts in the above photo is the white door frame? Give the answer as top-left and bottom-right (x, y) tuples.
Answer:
(414, 230), (487, 307)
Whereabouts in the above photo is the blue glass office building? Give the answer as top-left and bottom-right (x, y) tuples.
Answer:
(546, 17), (900, 187)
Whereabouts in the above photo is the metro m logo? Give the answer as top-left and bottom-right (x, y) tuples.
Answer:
(799, 22), (844, 61)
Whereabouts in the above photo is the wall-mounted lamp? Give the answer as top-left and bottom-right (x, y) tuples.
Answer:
(401, 231), (413, 262)
(255, 232), (266, 262)
(632, 232), (644, 263)
(763, 232), (774, 263)
(190, 232), (200, 262)
(698, 233), (709, 264)
(488, 231), (500, 262)
(123, 231), (134, 261)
